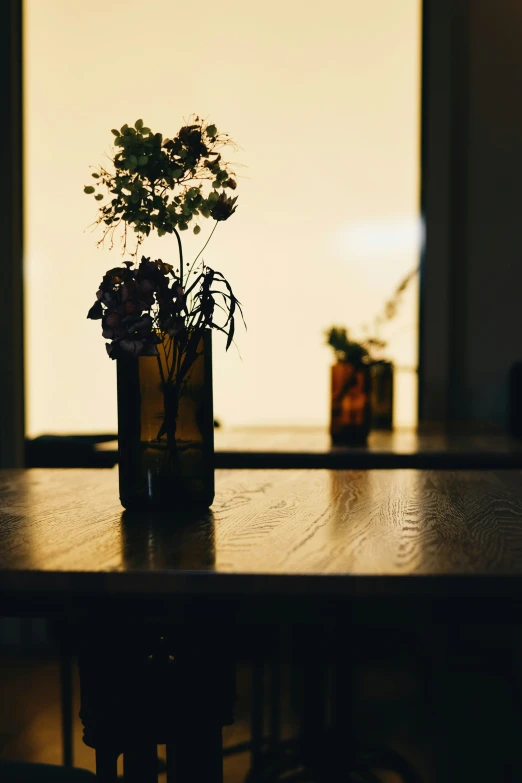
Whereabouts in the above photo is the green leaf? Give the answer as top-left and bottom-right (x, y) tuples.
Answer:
(193, 225), (201, 235)
(135, 118), (144, 130)
(178, 222), (189, 231)
(138, 155), (148, 166)
(129, 154), (138, 165)
(142, 127), (151, 134)
(84, 186), (95, 194)
(95, 193), (103, 201)
(111, 129), (120, 136)
(120, 124), (129, 135)
(91, 172), (100, 179)
(206, 124), (217, 137)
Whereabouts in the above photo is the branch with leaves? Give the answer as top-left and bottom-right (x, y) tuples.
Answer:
(84, 115), (238, 268)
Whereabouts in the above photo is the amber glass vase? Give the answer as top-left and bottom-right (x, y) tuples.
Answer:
(116, 330), (214, 510)
(330, 362), (371, 446)
(370, 360), (393, 430)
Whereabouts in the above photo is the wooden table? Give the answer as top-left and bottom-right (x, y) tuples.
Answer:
(3, 467), (522, 606)
(3, 467), (522, 781)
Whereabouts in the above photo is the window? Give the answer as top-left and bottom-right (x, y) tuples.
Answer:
(24, 0), (421, 435)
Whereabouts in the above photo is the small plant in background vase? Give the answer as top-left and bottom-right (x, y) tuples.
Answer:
(325, 327), (374, 445)
(324, 267), (418, 441)
(86, 116), (244, 510)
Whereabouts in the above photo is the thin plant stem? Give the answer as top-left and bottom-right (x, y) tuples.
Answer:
(186, 222), (218, 285)
(156, 352), (166, 392)
(173, 227), (184, 287)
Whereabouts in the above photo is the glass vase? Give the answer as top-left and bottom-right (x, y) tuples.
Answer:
(370, 360), (393, 430)
(116, 330), (214, 510)
(330, 362), (371, 446)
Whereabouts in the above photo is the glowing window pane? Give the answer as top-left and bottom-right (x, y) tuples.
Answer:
(24, 0), (421, 434)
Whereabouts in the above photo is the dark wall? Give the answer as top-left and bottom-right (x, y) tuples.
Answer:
(463, 0), (522, 426)
(420, 0), (522, 430)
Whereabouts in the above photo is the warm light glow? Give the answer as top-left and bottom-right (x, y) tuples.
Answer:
(24, 0), (421, 435)
(333, 217), (424, 260)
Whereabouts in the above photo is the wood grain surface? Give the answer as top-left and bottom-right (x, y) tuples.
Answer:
(2, 469), (522, 603)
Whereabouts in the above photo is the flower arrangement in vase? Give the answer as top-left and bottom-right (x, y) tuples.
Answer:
(85, 116), (243, 510)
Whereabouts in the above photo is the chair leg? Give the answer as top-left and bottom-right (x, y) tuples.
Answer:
(59, 651), (74, 768)
(166, 724), (223, 783)
(95, 744), (120, 782)
(270, 627), (282, 752)
(77, 619), (234, 782)
(251, 659), (265, 779)
(124, 742), (158, 782)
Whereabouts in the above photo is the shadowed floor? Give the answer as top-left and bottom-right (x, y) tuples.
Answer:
(1, 625), (522, 782)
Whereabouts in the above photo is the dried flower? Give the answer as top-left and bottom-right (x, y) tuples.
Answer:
(210, 193), (238, 222)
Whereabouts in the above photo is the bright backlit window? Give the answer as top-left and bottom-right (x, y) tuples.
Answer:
(24, 0), (421, 435)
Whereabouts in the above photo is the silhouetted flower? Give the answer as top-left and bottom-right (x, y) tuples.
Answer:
(210, 193), (238, 221)
(87, 301), (103, 320)
(102, 311), (125, 340)
(89, 251), (243, 361)
(123, 300), (141, 315)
